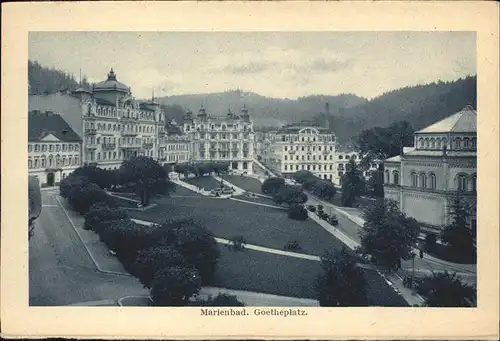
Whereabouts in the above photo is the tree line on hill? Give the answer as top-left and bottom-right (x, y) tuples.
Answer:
(28, 60), (92, 95)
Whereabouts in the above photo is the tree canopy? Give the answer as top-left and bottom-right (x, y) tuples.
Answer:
(417, 271), (475, 307)
(359, 199), (420, 272)
(340, 159), (364, 207)
(273, 184), (308, 206)
(315, 248), (367, 306)
(151, 265), (202, 306)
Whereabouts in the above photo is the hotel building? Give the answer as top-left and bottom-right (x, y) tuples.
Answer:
(183, 106), (255, 174)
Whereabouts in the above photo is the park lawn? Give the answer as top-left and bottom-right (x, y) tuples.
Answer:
(127, 196), (347, 257)
(171, 183), (203, 197)
(184, 176), (223, 191)
(232, 194), (279, 206)
(224, 175), (264, 194)
(213, 248), (408, 306)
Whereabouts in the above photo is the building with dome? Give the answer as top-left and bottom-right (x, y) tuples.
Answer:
(183, 105), (255, 174)
(383, 106), (477, 231)
(29, 68), (169, 173)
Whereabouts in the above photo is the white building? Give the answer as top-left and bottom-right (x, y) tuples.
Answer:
(29, 68), (168, 171)
(28, 110), (83, 185)
(164, 120), (191, 165)
(383, 106), (477, 230)
(183, 106), (255, 174)
(267, 121), (337, 182)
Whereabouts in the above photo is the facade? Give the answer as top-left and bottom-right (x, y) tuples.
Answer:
(383, 106), (477, 229)
(29, 69), (169, 170)
(28, 110), (83, 185)
(183, 106), (255, 174)
(268, 122), (337, 182)
(336, 149), (380, 184)
(164, 120), (191, 165)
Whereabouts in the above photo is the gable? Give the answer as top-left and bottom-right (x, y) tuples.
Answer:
(40, 133), (61, 142)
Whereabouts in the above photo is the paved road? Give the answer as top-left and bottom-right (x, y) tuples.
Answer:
(29, 189), (148, 306)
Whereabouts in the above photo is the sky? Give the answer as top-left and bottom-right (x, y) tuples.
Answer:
(29, 31), (476, 100)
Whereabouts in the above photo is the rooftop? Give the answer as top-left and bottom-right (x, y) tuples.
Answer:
(417, 106), (477, 134)
(93, 68), (130, 93)
(28, 111), (81, 142)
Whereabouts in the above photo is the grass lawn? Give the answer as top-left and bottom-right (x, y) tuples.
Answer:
(224, 175), (264, 194)
(232, 194), (278, 206)
(128, 196), (347, 256)
(184, 176), (223, 191)
(171, 183), (203, 197)
(213, 247), (407, 306)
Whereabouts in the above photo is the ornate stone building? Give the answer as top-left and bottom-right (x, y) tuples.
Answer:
(164, 120), (190, 165)
(183, 105), (255, 174)
(29, 69), (168, 170)
(28, 110), (83, 185)
(383, 106), (477, 230)
(268, 121), (337, 182)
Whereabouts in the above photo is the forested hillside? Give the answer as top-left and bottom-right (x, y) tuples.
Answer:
(320, 76), (477, 144)
(28, 60), (92, 95)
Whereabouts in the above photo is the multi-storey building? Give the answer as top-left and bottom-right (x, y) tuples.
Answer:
(268, 121), (337, 182)
(28, 110), (82, 185)
(383, 106), (477, 230)
(29, 68), (168, 170)
(164, 120), (191, 165)
(183, 106), (255, 174)
(335, 149), (380, 184)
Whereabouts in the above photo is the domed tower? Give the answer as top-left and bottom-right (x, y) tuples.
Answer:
(93, 68), (131, 104)
(197, 104), (207, 120)
(241, 104), (250, 122)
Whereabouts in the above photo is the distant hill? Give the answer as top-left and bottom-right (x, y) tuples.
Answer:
(320, 76), (477, 144)
(156, 90), (367, 128)
(28, 60), (92, 95)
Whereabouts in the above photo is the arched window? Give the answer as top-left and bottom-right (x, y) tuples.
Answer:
(463, 138), (470, 149)
(419, 137), (424, 148)
(457, 174), (468, 191)
(471, 174), (477, 192)
(455, 138), (461, 150)
(392, 171), (400, 185)
(436, 138), (442, 149)
(429, 173), (437, 189)
(419, 173), (427, 188)
(471, 137), (477, 149)
(411, 172), (418, 187)
(425, 138), (430, 149)
(430, 138), (436, 149)
(442, 138), (447, 149)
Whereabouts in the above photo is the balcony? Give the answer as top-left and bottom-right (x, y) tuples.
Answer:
(143, 142), (154, 149)
(85, 128), (97, 135)
(122, 131), (138, 137)
(102, 143), (116, 150)
(121, 143), (141, 149)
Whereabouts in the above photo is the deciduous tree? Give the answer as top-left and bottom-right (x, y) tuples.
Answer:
(315, 248), (367, 306)
(359, 199), (420, 272)
(417, 271), (475, 307)
(151, 265), (202, 306)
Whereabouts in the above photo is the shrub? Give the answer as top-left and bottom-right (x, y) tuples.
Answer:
(284, 240), (302, 252)
(287, 205), (308, 221)
(317, 204), (324, 212)
(59, 175), (90, 198)
(192, 293), (245, 307)
(66, 182), (114, 215)
(131, 245), (187, 288)
(149, 217), (220, 284)
(84, 203), (128, 232)
(228, 235), (247, 251)
(261, 177), (285, 194)
(151, 265), (202, 306)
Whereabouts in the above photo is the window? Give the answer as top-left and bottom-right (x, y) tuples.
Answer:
(34, 159), (39, 168)
(42, 145), (47, 152)
(429, 173), (436, 189)
(425, 138), (430, 149)
(463, 138), (470, 149)
(419, 173), (427, 188)
(472, 174), (477, 192)
(28, 144), (33, 153)
(284, 146), (287, 151)
(457, 174), (468, 191)
(430, 138), (435, 149)
(436, 138), (442, 149)
(411, 172), (418, 187)
(41, 158), (46, 167)
(419, 138), (424, 148)
(339, 155), (343, 160)
(472, 138), (477, 149)
(28, 159), (32, 168)
(284, 155), (288, 161)
(455, 138), (461, 149)
(393, 171), (399, 185)
(49, 144), (54, 152)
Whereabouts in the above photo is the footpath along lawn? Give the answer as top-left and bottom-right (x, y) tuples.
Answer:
(127, 196), (346, 256)
(223, 175), (264, 194)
